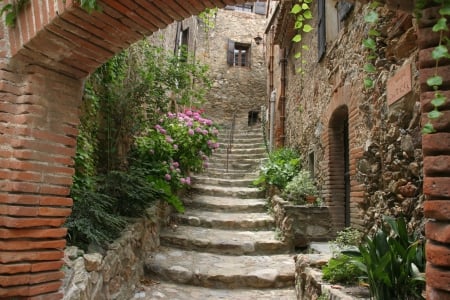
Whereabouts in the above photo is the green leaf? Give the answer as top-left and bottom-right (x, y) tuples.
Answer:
(303, 10), (313, 19)
(439, 6), (450, 16)
(364, 63), (376, 73)
(428, 109), (443, 119)
(433, 17), (448, 32)
(303, 24), (313, 33)
(292, 34), (302, 43)
(302, 45), (309, 50)
(304, 0), (312, 3)
(368, 29), (380, 37)
(0, 3), (12, 15)
(431, 93), (447, 107)
(302, 3), (309, 10)
(427, 75), (443, 87)
(364, 11), (379, 24)
(294, 52), (301, 59)
(422, 122), (435, 134)
(369, 1), (381, 9)
(5, 11), (15, 26)
(291, 4), (301, 14)
(295, 20), (303, 29)
(432, 45), (450, 60)
(364, 77), (374, 88)
(363, 38), (376, 50)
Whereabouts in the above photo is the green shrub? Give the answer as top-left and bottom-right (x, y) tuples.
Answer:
(282, 169), (318, 204)
(345, 216), (425, 300)
(322, 254), (364, 285)
(253, 148), (301, 190)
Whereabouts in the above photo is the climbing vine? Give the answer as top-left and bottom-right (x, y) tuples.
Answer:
(419, 0), (450, 134)
(291, 0), (313, 74)
(198, 7), (218, 33)
(362, 1), (381, 89)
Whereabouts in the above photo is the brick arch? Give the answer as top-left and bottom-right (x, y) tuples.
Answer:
(0, 1), (250, 298)
(321, 85), (365, 234)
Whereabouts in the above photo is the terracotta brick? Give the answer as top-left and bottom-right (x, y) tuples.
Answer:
(14, 149), (74, 166)
(38, 207), (72, 217)
(0, 250), (64, 264)
(425, 200), (450, 220)
(30, 260), (65, 273)
(422, 89), (446, 113)
(39, 196), (73, 207)
(419, 47), (450, 69)
(0, 216), (66, 228)
(0, 239), (66, 251)
(27, 281), (63, 297)
(26, 291), (64, 300)
(424, 177), (450, 199)
(426, 221), (450, 244)
(0, 228), (67, 239)
(0, 204), (38, 216)
(424, 156), (450, 176)
(0, 270), (64, 287)
(40, 185), (70, 196)
(418, 26), (450, 50)
(0, 281), (63, 297)
(426, 262), (450, 292)
(0, 170), (42, 182)
(419, 65), (450, 92)
(42, 174), (73, 186)
(426, 286), (450, 300)
(0, 194), (40, 205)
(422, 110), (450, 132)
(0, 263), (31, 274)
(423, 133), (450, 155)
(426, 241), (450, 267)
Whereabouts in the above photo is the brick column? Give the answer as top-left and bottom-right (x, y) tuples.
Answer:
(418, 5), (450, 299)
(0, 63), (83, 299)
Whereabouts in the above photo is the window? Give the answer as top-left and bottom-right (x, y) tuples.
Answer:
(227, 40), (251, 67)
(318, 0), (353, 62)
(224, 1), (266, 15)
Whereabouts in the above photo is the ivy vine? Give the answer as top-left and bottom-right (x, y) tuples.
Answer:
(291, 0), (313, 74)
(420, 0), (450, 134)
(198, 7), (218, 33)
(362, 1), (381, 89)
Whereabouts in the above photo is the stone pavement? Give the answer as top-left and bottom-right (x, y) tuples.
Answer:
(133, 127), (297, 299)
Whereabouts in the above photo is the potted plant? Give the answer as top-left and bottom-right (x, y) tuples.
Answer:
(282, 169), (319, 205)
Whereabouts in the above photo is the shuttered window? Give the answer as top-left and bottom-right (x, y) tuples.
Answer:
(227, 40), (251, 67)
(317, 0), (326, 62)
(254, 2), (266, 15)
(337, 1), (354, 22)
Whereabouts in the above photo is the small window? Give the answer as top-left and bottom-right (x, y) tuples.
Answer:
(308, 151), (315, 178)
(248, 111), (259, 126)
(235, 4), (253, 12)
(227, 40), (251, 67)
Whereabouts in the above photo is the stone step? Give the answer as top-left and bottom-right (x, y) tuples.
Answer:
(133, 281), (296, 300)
(225, 137), (264, 144)
(204, 167), (259, 175)
(192, 183), (264, 198)
(218, 142), (265, 149)
(184, 195), (266, 213)
(160, 226), (290, 255)
(218, 132), (263, 139)
(207, 161), (261, 171)
(173, 210), (274, 230)
(211, 153), (267, 160)
(192, 176), (255, 187)
(203, 169), (259, 179)
(144, 247), (295, 289)
(215, 147), (267, 155)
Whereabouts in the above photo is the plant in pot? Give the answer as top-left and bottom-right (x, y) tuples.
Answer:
(282, 169), (319, 205)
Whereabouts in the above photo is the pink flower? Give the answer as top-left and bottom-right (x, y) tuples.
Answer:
(203, 162), (209, 168)
(164, 174), (171, 181)
(172, 161), (179, 168)
(185, 177), (191, 185)
(195, 127), (202, 133)
(188, 129), (194, 136)
(173, 144), (178, 150)
(202, 130), (208, 135)
(205, 119), (212, 126)
(180, 178), (186, 184)
(185, 110), (193, 116)
(166, 136), (173, 143)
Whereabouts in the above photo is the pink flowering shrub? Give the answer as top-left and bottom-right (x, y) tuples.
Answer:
(134, 109), (219, 193)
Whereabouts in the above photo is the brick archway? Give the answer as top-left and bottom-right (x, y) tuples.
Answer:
(0, 1), (250, 298)
(1, 1), (450, 299)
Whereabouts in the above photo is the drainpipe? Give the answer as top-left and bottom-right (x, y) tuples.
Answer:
(268, 27), (275, 151)
(269, 89), (276, 151)
(279, 48), (287, 146)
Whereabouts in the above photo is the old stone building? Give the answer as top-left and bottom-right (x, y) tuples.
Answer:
(148, 3), (268, 130)
(266, 0), (423, 235)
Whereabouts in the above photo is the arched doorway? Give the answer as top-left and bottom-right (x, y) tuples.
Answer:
(327, 105), (350, 231)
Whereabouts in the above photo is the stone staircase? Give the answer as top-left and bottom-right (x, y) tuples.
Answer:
(139, 127), (296, 299)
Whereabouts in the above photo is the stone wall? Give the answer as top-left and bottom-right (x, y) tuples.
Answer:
(268, 2), (422, 235)
(271, 195), (333, 248)
(61, 202), (171, 300)
(196, 9), (267, 129)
